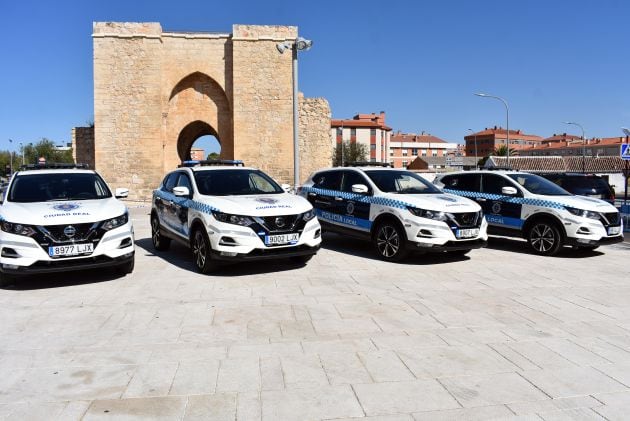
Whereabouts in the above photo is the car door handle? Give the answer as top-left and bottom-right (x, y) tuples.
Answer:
(476, 197), (487, 202)
(334, 197), (344, 202)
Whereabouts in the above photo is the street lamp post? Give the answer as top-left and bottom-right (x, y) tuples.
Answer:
(475, 93), (510, 168)
(8, 139), (13, 175)
(564, 121), (586, 173)
(467, 129), (478, 170)
(622, 127), (630, 209)
(20, 142), (24, 165)
(277, 36), (313, 189)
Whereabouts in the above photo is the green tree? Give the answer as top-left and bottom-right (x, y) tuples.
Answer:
(492, 145), (517, 157)
(22, 138), (74, 166)
(332, 141), (369, 166)
(206, 152), (220, 160)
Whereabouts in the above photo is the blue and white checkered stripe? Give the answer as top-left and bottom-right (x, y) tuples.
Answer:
(154, 190), (221, 214)
(301, 186), (414, 209)
(442, 188), (565, 210)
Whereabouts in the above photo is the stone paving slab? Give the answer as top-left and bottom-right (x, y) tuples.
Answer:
(0, 205), (629, 420)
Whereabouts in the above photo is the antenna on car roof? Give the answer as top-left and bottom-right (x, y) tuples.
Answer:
(343, 161), (391, 168)
(179, 160), (245, 168)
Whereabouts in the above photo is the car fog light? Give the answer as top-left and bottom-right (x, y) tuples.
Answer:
(314, 229), (321, 239)
(220, 251), (238, 257)
(2, 264), (19, 269)
(416, 242), (434, 248)
(576, 238), (591, 244)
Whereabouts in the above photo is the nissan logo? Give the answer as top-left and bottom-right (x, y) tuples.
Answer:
(64, 226), (76, 238)
(274, 217), (286, 228)
(461, 214), (473, 225)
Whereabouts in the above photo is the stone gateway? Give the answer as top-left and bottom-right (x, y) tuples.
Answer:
(82, 22), (331, 200)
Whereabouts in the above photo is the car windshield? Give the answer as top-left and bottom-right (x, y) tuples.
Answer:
(364, 170), (441, 194)
(562, 177), (611, 191)
(9, 173), (112, 203)
(194, 169), (284, 196)
(507, 173), (571, 196)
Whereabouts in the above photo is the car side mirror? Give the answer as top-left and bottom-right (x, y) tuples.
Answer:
(352, 184), (369, 194)
(281, 183), (292, 193)
(115, 188), (129, 198)
(502, 186), (518, 196)
(173, 186), (190, 197)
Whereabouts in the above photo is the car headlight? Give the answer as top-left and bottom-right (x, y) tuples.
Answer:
(564, 206), (600, 220)
(407, 207), (448, 222)
(212, 211), (255, 226)
(0, 221), (37, 237)
(101, 212), (129, 231)
(302, 209), (316, 222)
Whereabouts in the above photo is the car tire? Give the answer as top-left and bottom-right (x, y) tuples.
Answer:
(151, 214), (171, 251)
(373, 221), (409, 262)
(290, 254), (313, 265)
(191, 228), (218, 274)
(527, 221), (563, 256)
(117, 258), (135, 275)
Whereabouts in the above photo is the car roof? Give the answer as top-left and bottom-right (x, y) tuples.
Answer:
(184, 166), (258, 172)
(16, 169), (97, 176)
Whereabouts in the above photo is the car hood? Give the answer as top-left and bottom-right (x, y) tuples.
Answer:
(198, 193), (312, 216)
(535, 194), (618, 213)
(0, 199), (128, 225)
(380, 192), (481, 212)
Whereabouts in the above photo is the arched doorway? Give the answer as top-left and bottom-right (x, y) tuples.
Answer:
(176, 120), (222, 162)
(164, 72), (233, 171)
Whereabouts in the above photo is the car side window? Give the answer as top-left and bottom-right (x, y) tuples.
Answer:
(313, 171), (342, 191)
(482, 174), (520, 196)
(442, 174), (480, 192)
(163, 173), (178, 193)
(341, 171), (371, 194)
(176, 173), (193, 193)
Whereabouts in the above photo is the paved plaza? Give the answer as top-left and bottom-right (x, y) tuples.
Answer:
(1, 205), (630, 420)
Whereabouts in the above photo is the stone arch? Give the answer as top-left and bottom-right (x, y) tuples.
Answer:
(164, 72), (233, 171)
(176, 120), (218, 161)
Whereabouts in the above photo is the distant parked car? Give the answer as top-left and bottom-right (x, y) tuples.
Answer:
(540, 173), (615, 204)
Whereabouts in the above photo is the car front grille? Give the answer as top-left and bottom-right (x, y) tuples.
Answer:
(32, 222), (104, 258)
(448, 211), (482, 228)
(601, 212), (620, 226)
(254, 214), (301, 233)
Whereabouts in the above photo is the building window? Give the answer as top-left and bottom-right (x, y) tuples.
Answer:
(336, 128), (342, 136)
(432, 151), (438, 157)
(370, 144), (376, 150)
(389, 151), (393, 156)
(370, 128), (376, 136)
(402, 149), (408, 156)
(402, 160), (408, 167)
(370, 157), (376, 162)
(350, 128), (356, 137)
(412, 148), (418, 156)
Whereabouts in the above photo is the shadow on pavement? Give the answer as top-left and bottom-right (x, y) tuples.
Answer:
(1, 268), (126, 291)
(135, 238), (310, 277)
(320, 232), (472, 265)
(485, 236), (604, 258)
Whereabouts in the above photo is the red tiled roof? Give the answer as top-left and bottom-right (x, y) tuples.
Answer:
(465, 127), (543, 141)
(524, 136), (627, 151)
(391, 133), (446, 143)
(331, 119), (392, 131)
(488, 156), (626, 173)
(543, 133), (582, 142)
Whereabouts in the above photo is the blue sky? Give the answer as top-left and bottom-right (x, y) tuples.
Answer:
(1, 0), (629, 155)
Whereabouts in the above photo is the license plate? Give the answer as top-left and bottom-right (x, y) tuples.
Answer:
(265, 233), (299, 245)
(456, 228), (479, 239)
(608, 226), (621, 236)
(48, 243), (94, 257)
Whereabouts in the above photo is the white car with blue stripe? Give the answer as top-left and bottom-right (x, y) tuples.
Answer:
(298, 164), (488, 261)
(150, 161), (321, 273)
(434, 171), (623, 255)
(0, 164), (135, 287)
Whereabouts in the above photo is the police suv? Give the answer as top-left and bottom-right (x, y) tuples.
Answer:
(0, 164), (135, 286)
(298, 163), (488, 261)
(150, 160), (321, 273)
(434, 170), (624, 255)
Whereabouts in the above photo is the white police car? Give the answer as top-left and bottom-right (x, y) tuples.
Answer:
(435, 170), (624, 255)
(0, 164), (135, 286)
(298, 163), (488, 261)
(150, 160), (321, 273)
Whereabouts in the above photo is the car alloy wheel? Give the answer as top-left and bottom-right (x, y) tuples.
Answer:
(151, 215), (170, 251)
(192, 230), (207, 269)
(528, 222), (561, 256)
(374, 222), (408, 261)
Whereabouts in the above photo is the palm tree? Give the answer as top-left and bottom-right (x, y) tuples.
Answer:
(492, 145), (517, 157)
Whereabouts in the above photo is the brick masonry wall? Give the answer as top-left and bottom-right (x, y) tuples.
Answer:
(71, 126), (95, 169)
(90, 22), (331, 200)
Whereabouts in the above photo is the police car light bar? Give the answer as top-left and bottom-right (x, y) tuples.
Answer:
(344, 161), (392, 168)
(179, 160), (245, 168)
(19, 163), (90, 170)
